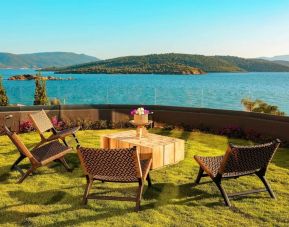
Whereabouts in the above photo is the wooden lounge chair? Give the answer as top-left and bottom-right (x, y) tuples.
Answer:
(194, 139), (281, 206)
(77, 146), (152, 211)
(29, 110), (80, 148)
(4, 123), (73, 183)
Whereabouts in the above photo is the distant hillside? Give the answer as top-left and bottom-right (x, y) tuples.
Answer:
(261, 55), (289, 61)
(0, 52), (99, 68)
(273, 60), (289, 67)
(217, 56), (289, 72)
(54, 53), (289, 74)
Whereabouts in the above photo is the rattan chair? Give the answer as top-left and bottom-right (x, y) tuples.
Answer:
(194, 139), (281, 206)
(29, 110), (80, 148)
(77, 146), (152, 211)
(4, 123), (73, 183)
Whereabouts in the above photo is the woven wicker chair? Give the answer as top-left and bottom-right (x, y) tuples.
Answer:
(29, 110), (80, 148)
(4, 123), (73, 183)
(194, 139), (281, 206)
(77, 146), (152, 211)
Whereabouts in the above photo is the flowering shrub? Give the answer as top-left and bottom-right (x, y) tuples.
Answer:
(244, 128), (261, 141)
(218, 125), (245, 138)
(19, 120), (34, 133)
(130, 107), (151, 115)
(158, 122), (277, 145)
(7, 116), (286, 147)
(51, 116), (65, 130)
(50, 118), (131, 131)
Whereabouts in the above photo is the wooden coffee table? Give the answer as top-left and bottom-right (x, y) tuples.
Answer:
(100, 130), (185, 170)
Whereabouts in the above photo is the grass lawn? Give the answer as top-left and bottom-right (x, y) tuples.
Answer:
(0, 129), (288, 226)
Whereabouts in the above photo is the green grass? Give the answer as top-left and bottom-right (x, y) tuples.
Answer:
(0, 129), (288, 226)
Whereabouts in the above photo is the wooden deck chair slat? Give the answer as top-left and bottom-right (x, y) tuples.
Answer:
(29, 109), (54, 133)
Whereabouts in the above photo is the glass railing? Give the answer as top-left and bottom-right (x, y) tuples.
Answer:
(4, 85), (289, 115)
(2, 70), (289, 116)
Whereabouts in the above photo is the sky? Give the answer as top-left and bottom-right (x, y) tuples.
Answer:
(0, 0), (289, 59)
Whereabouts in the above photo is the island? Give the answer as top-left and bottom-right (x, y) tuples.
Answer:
(50, 53), (289, 75)
(8, 74), (74, 81)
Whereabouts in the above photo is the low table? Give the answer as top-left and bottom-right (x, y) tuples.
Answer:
(100, 130), (185, 170)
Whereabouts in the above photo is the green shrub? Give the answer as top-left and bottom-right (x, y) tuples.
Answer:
(0, 76), (9, 106)
(241, 97), (285, 116)
(34, 73), (49, 105)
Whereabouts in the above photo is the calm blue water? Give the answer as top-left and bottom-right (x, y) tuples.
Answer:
(1, 69), (289, 114)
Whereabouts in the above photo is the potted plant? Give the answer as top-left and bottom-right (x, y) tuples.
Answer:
(130, 107), (150, 124)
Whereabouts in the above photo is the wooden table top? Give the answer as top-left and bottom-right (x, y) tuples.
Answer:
(101, 130), (184, 148)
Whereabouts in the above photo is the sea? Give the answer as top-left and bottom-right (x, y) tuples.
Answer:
(1, 69), (289, 114)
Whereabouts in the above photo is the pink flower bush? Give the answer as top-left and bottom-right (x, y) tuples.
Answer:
(19, 121), (34, 133)
(51, 116), (58, 126)
(218, 125), (244, 138)
(51, 116), (65, 130)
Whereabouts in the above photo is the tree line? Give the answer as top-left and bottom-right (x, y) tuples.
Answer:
(57, 63), (204, 74)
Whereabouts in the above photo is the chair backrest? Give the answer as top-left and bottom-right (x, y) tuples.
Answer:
(4, 125), (34, 160)
(77, 146), (142, 181)
(219, 139), (280, 175)
(29, 110), (54, 134)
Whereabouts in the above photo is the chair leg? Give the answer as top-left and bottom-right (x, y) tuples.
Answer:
(61, 139), (68, 147)
(11, 154), (26, 173)
(59, 157), (72, 172)
(73, 133), (80, 145)
(215, 181), (231, 207)
(83, 176), (93, 205)
(257, 175), (276, 199)
(17, 167), (34, 184)
(146, 173), (152, 187)
(135, 180), (144, 211)
(195, 167), (204, 184)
